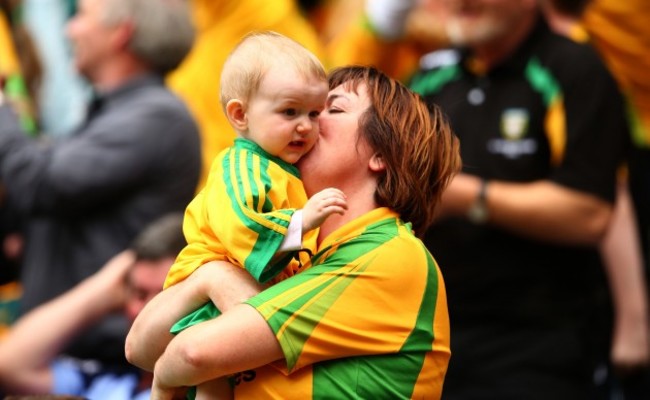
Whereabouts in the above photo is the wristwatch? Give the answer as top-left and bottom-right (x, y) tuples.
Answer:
(467, 179), (489, 224)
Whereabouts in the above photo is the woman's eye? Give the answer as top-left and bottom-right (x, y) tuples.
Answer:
(328, 108), (342, 114)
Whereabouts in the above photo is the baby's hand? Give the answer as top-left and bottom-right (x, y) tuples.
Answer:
(302, 188), (347, 232)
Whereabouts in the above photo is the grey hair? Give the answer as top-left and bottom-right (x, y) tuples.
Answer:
(101, 0), (195, 75)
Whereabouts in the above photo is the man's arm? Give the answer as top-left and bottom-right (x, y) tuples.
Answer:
(600, 182), (650, 373)
(125, 261), (264, 372)
(0, 250), (134, 394)
(437, 173), (612, 245)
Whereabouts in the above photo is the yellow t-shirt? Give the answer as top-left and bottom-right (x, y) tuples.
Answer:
(164, 139), (315, 288)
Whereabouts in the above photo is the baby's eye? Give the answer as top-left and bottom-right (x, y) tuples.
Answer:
(309, 110), (321, 119)
(283, 108), (297, 116)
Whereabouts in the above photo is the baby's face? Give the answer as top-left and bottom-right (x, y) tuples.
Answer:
(244, 68), (328, 164)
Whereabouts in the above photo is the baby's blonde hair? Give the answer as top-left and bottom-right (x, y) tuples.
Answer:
(220, 31), (326, 111)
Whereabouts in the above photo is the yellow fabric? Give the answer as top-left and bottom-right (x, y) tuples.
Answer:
(164, 139), (315, 288)
(583, 0), (650, 146)
(545, 96), (567, 166)
(167, 0), (326, 189)
(326, 15), (424, 83)
(0, 281), (22, 338)
(0, 11), (38, 134)
(238, 208), (450, 398)
(0, 12), (19, 75)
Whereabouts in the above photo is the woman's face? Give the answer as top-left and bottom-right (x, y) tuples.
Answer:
(298, 82), (375, 197)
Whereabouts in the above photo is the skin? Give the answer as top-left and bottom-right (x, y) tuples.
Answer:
(124, 257), (180, 323)
(228, 66), (327, 165)
(298, 83), (384, 243)
(225, 65), (348, 233)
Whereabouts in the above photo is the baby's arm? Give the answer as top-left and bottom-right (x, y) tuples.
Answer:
(302, 187), (348, 232)
(126, 261), (263, 371)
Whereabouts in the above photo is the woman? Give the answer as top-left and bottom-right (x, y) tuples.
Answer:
(126, 65), (461, 399)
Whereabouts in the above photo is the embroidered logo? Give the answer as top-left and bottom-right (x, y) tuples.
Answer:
(500, 108), (529, 140)
(487, 108), (537, 159)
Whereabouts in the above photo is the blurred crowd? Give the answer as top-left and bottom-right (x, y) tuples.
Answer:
(0, 0), (648, 399)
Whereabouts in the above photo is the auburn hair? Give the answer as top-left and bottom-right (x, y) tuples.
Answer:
(329, 66), (461, 236)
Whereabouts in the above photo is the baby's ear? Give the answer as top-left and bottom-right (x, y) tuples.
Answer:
(225, 99), (247, 131)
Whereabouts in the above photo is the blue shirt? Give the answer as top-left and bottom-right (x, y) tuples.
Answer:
(52, 358), (151, 400)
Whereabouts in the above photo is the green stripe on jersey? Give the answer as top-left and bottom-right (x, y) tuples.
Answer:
(222, 145), (291, 280)
(250, 217), (402, 370)
(410, 65), (462, 97)
(312, 352), (428, 399)
(312, 240), (439, 399)
(525, 57), (562, 106)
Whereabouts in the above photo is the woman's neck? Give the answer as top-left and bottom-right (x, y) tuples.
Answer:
(316, 184), (378, 245)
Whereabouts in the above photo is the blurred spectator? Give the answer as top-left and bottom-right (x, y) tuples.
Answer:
(308, 0), (449, 83)
(166, 0), (325, 188)
(583, 0), (650, 304)
(23, 0), (90, 137)
(0, 0), (40, 134)
(0, 0), (200, 371)
(543, 1), (650, 397)
(409, 0), (628, 398)
(0, 213), (185, 398)
(0, 0), (41, 334)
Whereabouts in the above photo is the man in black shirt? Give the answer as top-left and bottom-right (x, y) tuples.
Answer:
(410, 1), (628, 398)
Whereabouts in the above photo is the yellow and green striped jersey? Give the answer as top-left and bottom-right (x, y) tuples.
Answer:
(164, 138), (315, 289)
(238, 207), (451, 399)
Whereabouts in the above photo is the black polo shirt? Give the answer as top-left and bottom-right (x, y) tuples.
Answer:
(410, 18), (629, 398)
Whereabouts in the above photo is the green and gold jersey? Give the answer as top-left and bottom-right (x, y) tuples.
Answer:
(237, 207), (451, 399)
(164, 138), (314, 289)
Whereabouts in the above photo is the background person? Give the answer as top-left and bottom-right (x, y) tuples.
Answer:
(0, 213), (186, 398)
(409, 0), (630, 398)
(0, 0), (200, 372)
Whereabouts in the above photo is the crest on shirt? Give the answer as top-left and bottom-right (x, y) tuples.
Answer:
(500, 108), (529, 140)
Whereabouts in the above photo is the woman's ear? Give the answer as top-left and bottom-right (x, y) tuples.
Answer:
(225, 99), (247, 131)
(369, 153), (386, 172)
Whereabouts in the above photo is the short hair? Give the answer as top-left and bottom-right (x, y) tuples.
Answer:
(100, 0), (195, 75)
(328, 66), (461, 236)
(131, 213), (186, 261)
(219, 31), (326, 111)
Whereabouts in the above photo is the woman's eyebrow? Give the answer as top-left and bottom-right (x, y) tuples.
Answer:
(326, 94), (347, 107)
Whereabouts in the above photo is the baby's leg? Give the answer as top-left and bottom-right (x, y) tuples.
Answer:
(195, 377), (233, 400)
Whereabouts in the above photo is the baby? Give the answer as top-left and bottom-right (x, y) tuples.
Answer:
(162, 31), (347, 399)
